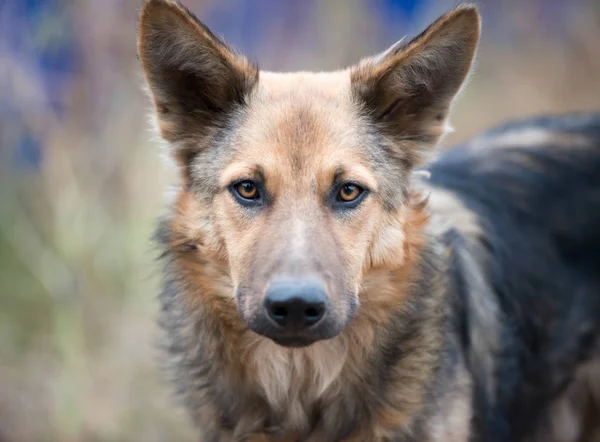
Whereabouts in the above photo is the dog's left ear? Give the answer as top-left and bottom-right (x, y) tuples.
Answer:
(351, 4), (480, 167)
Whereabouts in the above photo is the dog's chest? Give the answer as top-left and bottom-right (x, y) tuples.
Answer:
(247, 338), (348, 431)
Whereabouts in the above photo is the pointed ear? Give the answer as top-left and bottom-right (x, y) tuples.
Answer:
(351, 4), (480, 167)
(137, 0), (258, 158)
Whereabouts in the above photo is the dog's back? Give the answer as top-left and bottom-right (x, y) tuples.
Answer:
(424, 113), (600, 441)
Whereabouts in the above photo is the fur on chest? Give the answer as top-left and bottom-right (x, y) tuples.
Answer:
(242, 335), (350, 432)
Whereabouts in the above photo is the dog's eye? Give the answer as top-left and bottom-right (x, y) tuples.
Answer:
(337, 184), (363, 203)
(234, 181), (260, 200)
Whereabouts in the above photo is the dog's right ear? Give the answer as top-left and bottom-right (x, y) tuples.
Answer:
(138, 0), (258, 156)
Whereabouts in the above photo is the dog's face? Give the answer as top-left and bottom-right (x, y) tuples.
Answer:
(139, 0), (479, 347)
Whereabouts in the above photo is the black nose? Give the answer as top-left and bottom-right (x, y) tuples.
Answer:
(264, 278), (327, 329)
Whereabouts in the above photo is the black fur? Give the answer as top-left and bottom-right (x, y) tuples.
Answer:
(428, 113), (600, 441)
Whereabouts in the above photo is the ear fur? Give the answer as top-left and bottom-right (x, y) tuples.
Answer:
(137, 0), (258, 166)
(351, 4), (480, 167)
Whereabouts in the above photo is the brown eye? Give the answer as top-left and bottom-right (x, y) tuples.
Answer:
(337, 184), (362, 202)
(235, 181), (259, 200)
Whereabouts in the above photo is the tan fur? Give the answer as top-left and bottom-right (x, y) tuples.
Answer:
(469, 127), (592, 152)
(420, 183), (483, 239)
(426, 363), (473, 442)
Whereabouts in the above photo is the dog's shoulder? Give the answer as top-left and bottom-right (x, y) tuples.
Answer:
(425, 112), (600, 296)
(420, 113), (600, 440)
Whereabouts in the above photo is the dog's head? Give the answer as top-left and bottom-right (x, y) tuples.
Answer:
(139, 0), (479, 347)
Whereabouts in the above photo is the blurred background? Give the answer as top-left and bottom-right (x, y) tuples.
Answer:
(1, 0), (599, 440)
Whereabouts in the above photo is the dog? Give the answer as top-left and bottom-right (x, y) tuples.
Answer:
(137, 0), (600, 440)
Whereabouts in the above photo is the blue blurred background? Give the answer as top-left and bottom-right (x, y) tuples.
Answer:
(1, 0), (599, 440)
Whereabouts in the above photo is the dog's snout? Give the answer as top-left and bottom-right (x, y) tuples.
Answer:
(264, 278), (327, 329)
(241, 276), (348, 347)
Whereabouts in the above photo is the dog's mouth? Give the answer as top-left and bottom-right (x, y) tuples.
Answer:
(271, 336), (319, 348)
(244, 311), (343, 348)
(248, 320), (339, 348)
